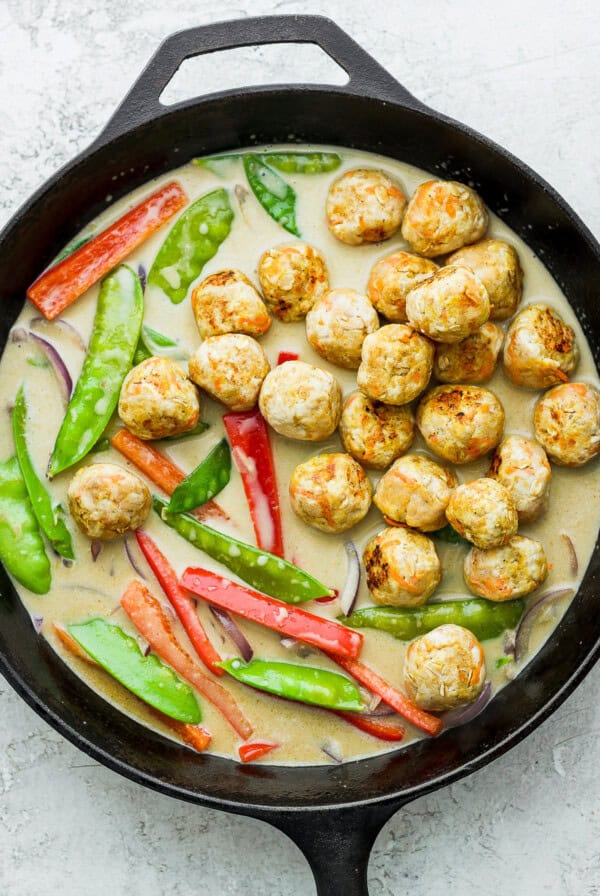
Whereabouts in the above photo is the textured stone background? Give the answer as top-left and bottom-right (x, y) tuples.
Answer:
(1, 1), (599, 893)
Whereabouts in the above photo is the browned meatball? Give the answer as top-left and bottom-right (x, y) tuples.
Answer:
(488, 435), (551, 522)
(405, 265), (490, 344)
(257, 242), (329, 321)
(289, 453), (372, 533)
(446, 478), (518, 549)
(503, 304), (579, 389)
(464, 536), (548, 600)
(404, 625), (486, 710)
(357, 324), (434, 406)
(374, 454), (457, 532)
(366, 252), (439, 322)
(339, 391), (415, 470)
(326, 169), (406, 245)
(188, 334), (270, 411)
(118, 357), (200, 440)
(434, 322), (504, 384)
(191, 269), (271, 339)
(447, 239), (523, 320)
(416, 385), (505, 464)
(305, 288), (379, 369)
(363, 527), (441, 606)
(401, 179), (488, 257)
(68, 464), (151, 540)
(534, 382), (600, 466)
(259, 361), (342, 441)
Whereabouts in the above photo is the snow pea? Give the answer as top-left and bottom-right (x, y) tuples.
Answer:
(133, 324), (181, 366)
(218, 657), (364, 711)
(51, 234), (93, 267)
(48, 265), (143, 477)
(243, 155), (300, 236)
(13, 387), (74, 559)
(0, 456), (51, 594)
(256, 151), (342, 174)
(341, 598), (525, 642)
(167, 438), (231, 514)
(147, 188), (234, 304)
(68, 618), (201, 723)
(153, 496), (330, 602)
(432, 524), (470, 546)
(160, 421), (210, 442)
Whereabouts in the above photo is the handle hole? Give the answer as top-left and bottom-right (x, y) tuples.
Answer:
(160, 43), (349, 105)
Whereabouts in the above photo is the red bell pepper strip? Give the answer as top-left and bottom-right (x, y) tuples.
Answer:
(180, 568), (363, 659)
(120, 579), (253, 739)
(135, 530), (223, 676)
(333, 711), (406, 742)
(330, 656), (443, 737)
(277, 351), (299, 365)
(238, 741), (279, 763)
(27, 182), (188, 319)
(111, 429), (227, 522)
(223, 410), (283, 557)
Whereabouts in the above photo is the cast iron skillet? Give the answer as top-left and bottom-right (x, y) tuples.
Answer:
(0, 15), (599, 895)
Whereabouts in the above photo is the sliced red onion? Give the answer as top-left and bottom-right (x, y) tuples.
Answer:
(124, 536), (147, 579)
(440, 680), (492, 729)
(143, 643), (152, 657)
(234, 183), (250, 204)
(209, 606), (253, 662)
(514, 588), (574, 662)
(91, 540), (103, 562)
(321, 742), (343, 764)
(561, 534), (578, 577)
(338, 541), (360, 616)
(30, 317), (86, 352)
(32, 615), (44, 634)
(11, 328), (72, 401)
(137, 263), (147, 291)
(362, 702), (396, 718)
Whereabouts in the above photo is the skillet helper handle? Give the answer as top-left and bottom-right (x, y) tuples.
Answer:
(94, 14), (424, 146)
(271, 803), (399, 895)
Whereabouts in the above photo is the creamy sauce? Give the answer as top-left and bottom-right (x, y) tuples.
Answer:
(1, 145), (599, 766)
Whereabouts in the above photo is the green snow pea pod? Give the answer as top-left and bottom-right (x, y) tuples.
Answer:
(153, 495), (330, 602)
(193, 154), (242, 175)
(51, 234), (93, 266)
(133, 324), (182, 366)
(255, 151), (342, 174)
(160, 421), (210, 442)
(13, 387), (74, 559)
(48, 265), (143, 477)
(218, 657), (364, 711)
(341, 598), (525, 642)
(167, 438), (231, 514)
(68, 619), (201, 723)
(147, 188), (234, 304)
(431, 524), (470, 546)
(0, 457), (51, 594)
(243, 155), (300, 236)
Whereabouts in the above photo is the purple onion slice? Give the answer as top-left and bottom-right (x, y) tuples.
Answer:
(91, 540), (103, 562)
(560, 534), (578, 577)
(32, 615), (44, 634)
(124, 536), (147, 579)
(30, 317), (87, 352)
(338, 540), (360, 617)
(440, 680), (492, 729)
(209, 606), (253, 662)
(321, 742), (343, 764)
(11, 328), (72, 402)
(137, 264), (147, 291)
(514, 588), (574, 662)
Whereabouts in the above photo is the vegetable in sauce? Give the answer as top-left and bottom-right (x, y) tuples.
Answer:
(243, 155), (300, 236)
(167, 438), (231, 514)
(0, 456), (51, 594)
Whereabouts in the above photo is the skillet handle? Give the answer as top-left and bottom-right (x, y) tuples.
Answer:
(267, 802), (401, 895)
(94, 15), (425, 146)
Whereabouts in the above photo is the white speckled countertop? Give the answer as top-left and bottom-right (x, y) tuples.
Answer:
(1, 1), (599, 893)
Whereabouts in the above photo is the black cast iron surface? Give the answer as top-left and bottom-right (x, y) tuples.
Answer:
(0, 16), (598, 895)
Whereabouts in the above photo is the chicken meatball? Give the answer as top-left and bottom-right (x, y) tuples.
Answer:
(366, 251), (439, 322)
(305, 289), (379, 369)
(363, 526), (441, 607)
(188, 334), (269, 412)
(118, 357), (200, 440)
(447, 238), (523, 320)
(257, 242), (329, 322)
(404, 625), (486, 711)
(416, 385), (505, 464)
(326, 168), (406, 245)
(405, 265), (490, 344)
(339, 391), (415, 470)
(374, 454), (458, 532)
(488, 435), (551, 523)
(357, 324), (434, 406)
(446, 478), (518, 549)
(191, 269), (271, 339)
(503, 303), (579, 389)
(401, 179), (488, 257)
(289, 453), (372, 534)
(434, 322), (504, 384)
(68, 463), (151, 540)
(534, 382), (600, 466)
(464, 535), (548, 601)
(259, 361), (342, 441)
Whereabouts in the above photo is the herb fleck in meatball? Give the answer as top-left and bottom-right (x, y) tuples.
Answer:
(259, 361), (342, 441)
(446, 478), (518, 549)
(488, 435), (551, 523)
(406, 265), (490, 344)
(357, 324), (434, 406)
(404, 624), (486, 711)
(191, 269), (271, 339)
(305, 288), (379, 369)
(416, 385), (505, 464)
(118, 356), (200, 440)
(534, 382), (600, 466)
(401, 179), (488, 257)
(374, 454), (458, 532)
(434, 322), (504, 384)
(366, 251), (439, 322)
(289, 453), (372, 534)
(257, 242), (329, 322)
(464, 535), (548, 600)
(447, 238), (523, 320)
(339, 391), (415, 470)
(189, 334), (269, 412)
(363, 526), (441, 607)
(68, 463), (151, 540)
(326, 168), (406, 245)
(503, 303), (579, 389)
